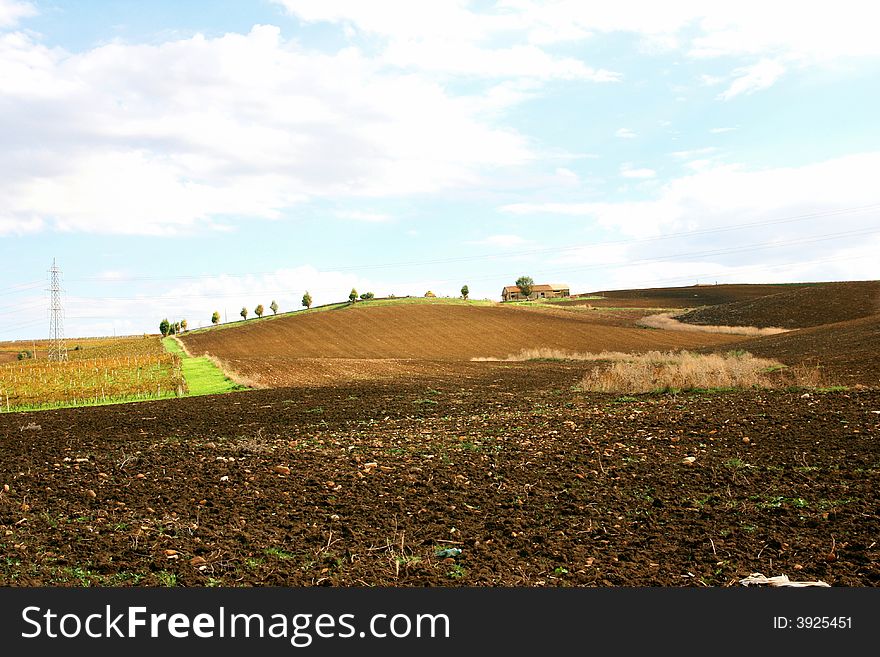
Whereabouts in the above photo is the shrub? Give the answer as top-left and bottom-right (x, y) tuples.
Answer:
(17, 350), (33, 360)
(578, 350), (822, 393)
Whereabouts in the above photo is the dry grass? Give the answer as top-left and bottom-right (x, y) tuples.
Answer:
(203, 354), (266, 390)
(637, 313), (789, 336)
(579, 350), (823, 393)
(472, 347), (615, 362)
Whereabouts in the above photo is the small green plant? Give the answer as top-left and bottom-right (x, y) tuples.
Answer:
(265, 547), (296, 560)
(446, 564), (466, 579)
(552, 566), (569, 576)
(156, 571), (178, 587)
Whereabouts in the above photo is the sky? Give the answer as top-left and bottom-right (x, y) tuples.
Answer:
(1, 0), (878, 340)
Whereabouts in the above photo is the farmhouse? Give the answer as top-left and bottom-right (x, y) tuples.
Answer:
(501, 283), (570, 302)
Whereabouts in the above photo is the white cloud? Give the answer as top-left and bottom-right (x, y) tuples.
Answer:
(671, 147), (718, 159)
(615, 128), (637, 139)
(468, 234), (529, 248)
(273, 0), (619, 82)
(501, 152), (880, 241)
(276, 1), (880, 101)
(709, 126), (737, 134)
(335, 210), (392, 223)
(0, 26), (536, 236)
(619, 163), (656, 179)
(555, 167), (579, 184)
(0, 0), (34, 28)
(52, 264), (464, 337)
(718, 59), (786, 100)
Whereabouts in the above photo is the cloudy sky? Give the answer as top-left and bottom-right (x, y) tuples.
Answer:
(1, 0), (878, 339)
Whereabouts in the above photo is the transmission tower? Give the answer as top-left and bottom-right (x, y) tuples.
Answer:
(47, 258), (68, 362)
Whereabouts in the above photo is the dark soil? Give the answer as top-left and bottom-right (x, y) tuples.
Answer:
(729, 314), (880, 387)
(576, 283), (815, 309)
(2, 362), (878, 587)
(678, 281), (880, 329)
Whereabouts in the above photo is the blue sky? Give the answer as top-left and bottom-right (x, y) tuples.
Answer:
(1, 0), (878, 339)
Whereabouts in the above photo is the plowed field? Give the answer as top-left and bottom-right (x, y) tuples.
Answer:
(729, 314), (880, 387)
(181, 304), (742, 388)
(679, 281), (880, 329)
(574, 283), (813, 308)
(2, 363), (878, 587)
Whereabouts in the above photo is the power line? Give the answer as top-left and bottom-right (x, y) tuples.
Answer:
(63, 203), (880, 284)
(51, 225), (879, 302)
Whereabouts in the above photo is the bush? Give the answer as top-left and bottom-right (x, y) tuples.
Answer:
(579, 350), (822, 393)
(17, 350), (33, 360)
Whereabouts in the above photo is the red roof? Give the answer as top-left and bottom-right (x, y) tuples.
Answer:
(503, 284), (567, 293)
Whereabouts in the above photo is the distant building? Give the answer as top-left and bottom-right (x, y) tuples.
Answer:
(501, 283), (570, 302)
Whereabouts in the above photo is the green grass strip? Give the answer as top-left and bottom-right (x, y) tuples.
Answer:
(162, 337), (245, 396)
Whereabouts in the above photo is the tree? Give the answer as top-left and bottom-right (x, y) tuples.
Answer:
(516, 275), (534, 299)
(172, 321), (181, 334)
(240, 307), (248, 321)
(255, 304), (264, 318)
(270, 300), (279, 315)
(180, 319), (188, 332)
(211, 311), (220, 325)
(349, 288), (358, 303)
(360, 292), (374, 300)
(424, 290), (436, 298)
(302, 291), (312, 309)
(159, 318), (170, 336)
(461, 284), (469, 300)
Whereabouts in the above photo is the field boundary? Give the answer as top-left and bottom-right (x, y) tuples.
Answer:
(162, 337), (247, 396)
(637, 312), (789, 336)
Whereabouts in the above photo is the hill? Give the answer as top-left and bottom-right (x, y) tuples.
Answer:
(726, 313), (880, 386)
(678, 280), (880, 329)
(179, 301), (741, 387)
(568, 283), (812, 309)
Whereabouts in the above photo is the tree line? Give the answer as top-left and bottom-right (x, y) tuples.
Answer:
(159, 283), (476, 334)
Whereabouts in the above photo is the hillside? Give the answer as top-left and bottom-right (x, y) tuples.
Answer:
(678, 280), (880, 329)
(179, 301), (741, 387)
(726, 313), (880, 386)
(570, 283), (813, 308)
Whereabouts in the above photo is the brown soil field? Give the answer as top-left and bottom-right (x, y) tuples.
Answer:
(1, 363), (878, 587)
(181, 304), (742, 388)
(678, 280), (880, 329)
(728, 314), (880, 387)
(571, 283), (813, 309)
